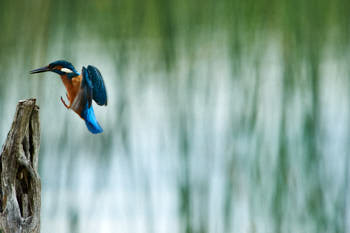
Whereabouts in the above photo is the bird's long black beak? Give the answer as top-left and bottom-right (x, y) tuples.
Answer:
(30, 65), (50, 74)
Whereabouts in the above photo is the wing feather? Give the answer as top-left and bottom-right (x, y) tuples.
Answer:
(87, 65), (107, 106)
(71, 67), (92, 116)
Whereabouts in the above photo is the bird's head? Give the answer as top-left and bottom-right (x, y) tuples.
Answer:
(30, 60), (79, 78)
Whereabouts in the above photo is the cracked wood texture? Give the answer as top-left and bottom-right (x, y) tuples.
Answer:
(0, 98), (41, 233)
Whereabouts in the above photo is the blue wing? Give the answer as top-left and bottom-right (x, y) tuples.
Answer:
(81, 67), (93, 107)
(71, 67), (103, 134)
(71, 67), (92, 114)
(87, 65), (107, 106)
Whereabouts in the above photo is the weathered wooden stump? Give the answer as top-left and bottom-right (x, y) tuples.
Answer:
(0, 98), (41, 233)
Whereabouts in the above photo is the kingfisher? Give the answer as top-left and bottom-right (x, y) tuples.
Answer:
(30, 60), (107, 134)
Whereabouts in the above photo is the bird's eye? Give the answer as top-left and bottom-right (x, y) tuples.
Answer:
(61, 68), (73, 73)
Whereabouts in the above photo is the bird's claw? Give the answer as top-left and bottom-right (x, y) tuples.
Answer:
(60, 96), (70, 109)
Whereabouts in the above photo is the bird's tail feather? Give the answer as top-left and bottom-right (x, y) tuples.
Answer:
(81, 104), (103, 134)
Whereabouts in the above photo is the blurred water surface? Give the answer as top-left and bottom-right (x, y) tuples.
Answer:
(1, 0), (350, 232)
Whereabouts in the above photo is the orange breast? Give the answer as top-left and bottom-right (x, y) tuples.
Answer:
(60, 74), (82, 105)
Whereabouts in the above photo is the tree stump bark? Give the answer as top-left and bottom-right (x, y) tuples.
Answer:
(0, 98), (41, 233)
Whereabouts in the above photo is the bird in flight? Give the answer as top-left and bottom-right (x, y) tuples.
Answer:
(30, 60), (107, 134)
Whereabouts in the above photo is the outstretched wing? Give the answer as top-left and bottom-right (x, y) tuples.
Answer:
(71, 67), (93, 116)
(71, 67), (103, 134)
(87, 65), (107, 106)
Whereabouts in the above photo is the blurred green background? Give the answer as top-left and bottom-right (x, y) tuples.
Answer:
(0, 0), (350, 232)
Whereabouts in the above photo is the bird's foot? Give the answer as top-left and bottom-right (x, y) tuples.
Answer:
(60, 96), (70, 109)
